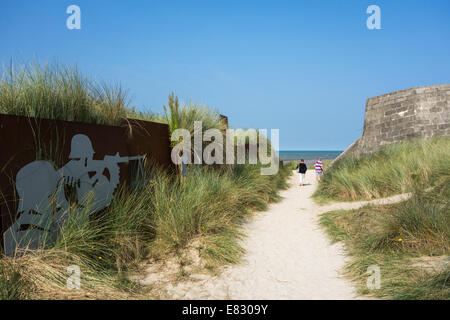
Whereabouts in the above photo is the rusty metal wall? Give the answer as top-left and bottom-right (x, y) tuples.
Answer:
(0, 114), (173, 239)
(219, 114), (229, 128)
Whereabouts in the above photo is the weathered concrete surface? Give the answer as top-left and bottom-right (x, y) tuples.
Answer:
(338, 84), (450, 160)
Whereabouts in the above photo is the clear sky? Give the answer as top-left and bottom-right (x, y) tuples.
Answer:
(1, 0), (450, 150)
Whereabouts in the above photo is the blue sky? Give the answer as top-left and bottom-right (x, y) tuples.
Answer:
(1, 0), (449, 150)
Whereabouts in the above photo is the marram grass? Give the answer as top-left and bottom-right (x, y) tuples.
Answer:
(318, 138), (449, 299)
(0, 61), (129, 125)
(0, 60), (290, 299)
(314, 137), (450, 201)
(0, 158), (291, 300)
(0, 62), (227, 131)
(320, 188), (449, 300)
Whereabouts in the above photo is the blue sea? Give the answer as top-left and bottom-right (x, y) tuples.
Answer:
(279, 150), (342, 166)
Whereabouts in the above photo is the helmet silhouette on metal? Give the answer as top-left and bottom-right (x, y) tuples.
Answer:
(69, 134), (95, 159)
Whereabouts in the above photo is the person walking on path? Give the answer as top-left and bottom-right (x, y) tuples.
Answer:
(314, 157), (324, 182)
(298, 159), (307, 186)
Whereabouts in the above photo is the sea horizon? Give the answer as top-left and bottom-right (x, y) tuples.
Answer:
(278, 150), (343, 163)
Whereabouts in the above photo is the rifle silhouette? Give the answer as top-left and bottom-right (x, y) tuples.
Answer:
(87, 152), (145, 185)
(103, 152), (145, 164)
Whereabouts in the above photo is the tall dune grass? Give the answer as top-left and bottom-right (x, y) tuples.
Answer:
(0, 60), (291, 299)
(319, 137), (449, 299)
(0, 61), (129, 125)
(163, 92), (228, 135)
(320, 182), (449, 299)
(148, 164), (289, 260)
(0, 162), (291, 299)
(314, 137), (450, 201)
(0, 62), (227, 131)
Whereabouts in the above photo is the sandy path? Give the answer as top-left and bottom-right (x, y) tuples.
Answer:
(317, 191), (411, 213)
(141, 170), (405, 299)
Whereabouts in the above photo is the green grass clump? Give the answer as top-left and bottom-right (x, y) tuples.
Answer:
(0, 62), (228, 132)
(0, 161), (291, 299)
(314, 137), (450, 201)
(0, 183), (158, 300)
(143, 163), (290, 264)
(0, 260), (30, 300)
(320, 180), (449, 299)
(318, 138), (449, 299)
(0, 61), (129, 125)
(162, 92), (228, 137)
(0, 60), (291, 299)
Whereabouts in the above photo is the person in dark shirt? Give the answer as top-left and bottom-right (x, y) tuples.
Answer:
(298, 159), (307, 186)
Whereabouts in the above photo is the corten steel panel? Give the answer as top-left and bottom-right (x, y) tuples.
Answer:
(0, 114), (173, 240)
(219, 114), (229, 128)
(123, 118), (172, 172)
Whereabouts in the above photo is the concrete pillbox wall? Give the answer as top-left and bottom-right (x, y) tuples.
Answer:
(335, 84), (450, 161)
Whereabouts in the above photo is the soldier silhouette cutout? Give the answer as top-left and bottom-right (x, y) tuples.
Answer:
(3, 134), (144, 256)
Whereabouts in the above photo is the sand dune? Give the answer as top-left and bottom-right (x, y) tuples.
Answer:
(141, 170), (373, 299)
(142, 170), (410, 299)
